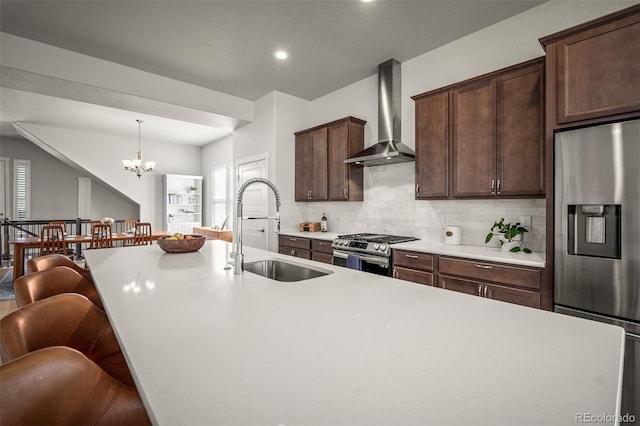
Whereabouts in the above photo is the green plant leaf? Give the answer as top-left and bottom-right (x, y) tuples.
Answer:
(523, 248), (532, 253)
(485, 233), (493, 244)
(509, 246), (521, 252)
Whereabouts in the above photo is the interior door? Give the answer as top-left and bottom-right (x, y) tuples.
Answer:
(237, 159), (268, 250)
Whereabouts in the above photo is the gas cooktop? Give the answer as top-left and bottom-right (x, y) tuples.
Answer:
(337, 233), (419, 244)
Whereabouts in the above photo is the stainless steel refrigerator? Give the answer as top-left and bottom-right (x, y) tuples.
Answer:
(555, 119), (640, 417)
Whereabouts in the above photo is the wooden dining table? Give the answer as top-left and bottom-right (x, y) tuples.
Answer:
(9, 231), (169, 280)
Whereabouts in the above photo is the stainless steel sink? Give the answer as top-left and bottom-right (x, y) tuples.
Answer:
(244, 259), (333, 282)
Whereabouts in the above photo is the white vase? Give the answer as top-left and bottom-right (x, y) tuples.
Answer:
(501, 240), (522, 251)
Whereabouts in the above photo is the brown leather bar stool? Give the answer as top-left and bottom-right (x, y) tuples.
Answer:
(27, 253), (94, 282)
(0, 293), (133, 386)
(13, 265), (104, 310)
(0, 347), (150, 425)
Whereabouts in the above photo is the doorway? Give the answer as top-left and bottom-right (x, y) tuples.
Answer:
(236, 156), (269, 251)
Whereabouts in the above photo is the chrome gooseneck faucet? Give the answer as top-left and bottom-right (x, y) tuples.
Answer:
(232, 177), (281, 274)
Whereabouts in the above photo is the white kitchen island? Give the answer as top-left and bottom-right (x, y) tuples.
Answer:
(85, 240), (624, 426)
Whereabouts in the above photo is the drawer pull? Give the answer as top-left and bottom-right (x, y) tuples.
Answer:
(289, 238), (297, 241)
(318, 242), (327, 246)
(478, 284), (482, 296)
(405, 254), (419, 259)
(474, 264), (492, 269)
(483, 285), (488, 297)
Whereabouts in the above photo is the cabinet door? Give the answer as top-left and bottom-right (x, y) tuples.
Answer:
(452, 79), (496, 197)
(415, 92), (449, 198)
(328, 120), (364, 201)
(497, 60), (545, 196)
(312, 252), (333, 264)
(485, 283), (540, 309)
(439, 275), (482, 296)
(295, 132), (313, 201)
(393, 266), (434, 286)
(556, 12), (640, 124)
(310, 127), (328, 200)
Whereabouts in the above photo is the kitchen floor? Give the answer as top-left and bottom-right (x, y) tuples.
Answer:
(0, 299), (17, 319)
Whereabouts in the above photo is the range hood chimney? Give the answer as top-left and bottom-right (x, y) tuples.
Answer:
(345, 59), (415, 167)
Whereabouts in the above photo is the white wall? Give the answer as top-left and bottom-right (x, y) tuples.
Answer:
(13, 122), (201, 231)
(0, 135), (139, 220)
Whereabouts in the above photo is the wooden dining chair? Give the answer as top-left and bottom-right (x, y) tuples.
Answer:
(90, 223), (113, 249)
(39, 224), (67, 256)
(124, 219), (137, 233)
(133, 222), (152, 246)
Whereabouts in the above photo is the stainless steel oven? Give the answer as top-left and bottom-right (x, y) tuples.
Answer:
(331, 233), (418, 276)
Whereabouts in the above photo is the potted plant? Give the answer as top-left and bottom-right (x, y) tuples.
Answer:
(188, 185), (198, 193)
(485, 218), (531, 253)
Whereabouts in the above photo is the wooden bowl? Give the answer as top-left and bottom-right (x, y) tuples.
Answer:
(157, 235), (206, 253)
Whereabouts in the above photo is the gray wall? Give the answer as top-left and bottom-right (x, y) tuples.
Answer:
(0, 135), (139, 221)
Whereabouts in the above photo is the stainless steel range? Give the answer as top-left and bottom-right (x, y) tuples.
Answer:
(332, 233), (418, 275)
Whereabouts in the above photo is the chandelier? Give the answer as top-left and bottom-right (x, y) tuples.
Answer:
(122, 119), (156, 179)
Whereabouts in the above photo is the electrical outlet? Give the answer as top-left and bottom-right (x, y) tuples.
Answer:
(520, 216), (532, 229)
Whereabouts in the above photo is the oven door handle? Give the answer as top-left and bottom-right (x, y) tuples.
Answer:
(333, 250), (389, 267)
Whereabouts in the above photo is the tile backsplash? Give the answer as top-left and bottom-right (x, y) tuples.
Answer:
(283, 162), (546, 252)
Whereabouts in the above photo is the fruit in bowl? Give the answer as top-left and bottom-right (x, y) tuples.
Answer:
(157, 234), (205, 253)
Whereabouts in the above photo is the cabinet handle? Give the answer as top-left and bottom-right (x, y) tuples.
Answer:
(478, 284), (482, 296)
(474, 264), (492, 269)
(441, 279), (446, 289)
(344, 188), (348, 199)
(496, 179), (501, 195)
(393, 269), (397, 278)
(491, 179), (495, 195)
(291, 249), (296, 256)
(483, 285), (488, 298)
(319, 242), (327, 246)
(416, 184), (420, 194)
(405, 254), (419, 259)
(290, 238), (297, 241)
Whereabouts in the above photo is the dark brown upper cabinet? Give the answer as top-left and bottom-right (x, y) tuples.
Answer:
(540, 5), (640, 125)
(295, 116), (365, 202)
(414, 92), (449, 199)
(412, 57), (544, 199)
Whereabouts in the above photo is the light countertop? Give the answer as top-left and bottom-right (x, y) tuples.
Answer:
(280, 231), (545, 268)
(85, 241), (621, 425)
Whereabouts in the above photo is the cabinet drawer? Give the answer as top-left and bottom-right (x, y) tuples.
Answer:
(393, 267), (434, 286)
(312, 239), (334, 254)
(439, 257), (540, 290)
(485, 283), (540, 309)
(439, 275), (482, 296)
(278, 246), (311, 260)
(279, 235), (311, 250)
(393, 250), (434, 271)
(312, 252), (333, 264)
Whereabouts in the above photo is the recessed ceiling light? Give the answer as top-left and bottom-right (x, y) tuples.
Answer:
(360, 0), (375, 3)
(274, 50), (289, 60)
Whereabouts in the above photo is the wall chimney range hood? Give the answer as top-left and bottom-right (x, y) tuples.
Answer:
(345, 59), (415, 167)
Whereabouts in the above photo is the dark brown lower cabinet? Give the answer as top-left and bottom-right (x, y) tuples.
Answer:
(278, 235), (311, 259)
(311, 239), (334, 264)
(391, 250), (542, 309)
(438, 275), (540, 308)
(279, 235), (334, 263)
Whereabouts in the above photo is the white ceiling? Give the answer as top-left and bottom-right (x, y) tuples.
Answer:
(0, 0), (546, 146)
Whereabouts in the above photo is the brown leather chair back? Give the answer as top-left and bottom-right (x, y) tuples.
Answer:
(27, 253), (93, 282)
(0, 347), (150, 425)
(0, 293), (133, 385)
(13, 265), (104, 310)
